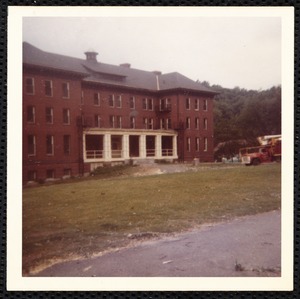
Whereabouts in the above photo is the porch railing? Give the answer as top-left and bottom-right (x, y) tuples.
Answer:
(162, 149), (173, 156)
(86, 150), (103, 159)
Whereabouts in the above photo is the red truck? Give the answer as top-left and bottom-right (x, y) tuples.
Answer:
(239, 135), (281, 166)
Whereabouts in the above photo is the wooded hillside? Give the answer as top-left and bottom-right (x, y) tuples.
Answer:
(202, 82), (281, 159)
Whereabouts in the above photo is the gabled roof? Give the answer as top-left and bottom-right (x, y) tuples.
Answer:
(23, 42), (217, 94)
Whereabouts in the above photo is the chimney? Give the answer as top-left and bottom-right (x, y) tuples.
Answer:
(120, 63), (131, 68)
(84, 49), (98, 62)
(152, 71), (162, 76)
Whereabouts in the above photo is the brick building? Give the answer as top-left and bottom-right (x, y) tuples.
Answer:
(23, 42), (217, 184)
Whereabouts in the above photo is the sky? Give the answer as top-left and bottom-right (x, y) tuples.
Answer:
(22, 15), (281, 91)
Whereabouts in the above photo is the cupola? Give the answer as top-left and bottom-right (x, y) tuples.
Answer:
(84, 49), (98, 62)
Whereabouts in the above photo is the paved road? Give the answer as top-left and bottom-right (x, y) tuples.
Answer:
(35, 210), (281, 277)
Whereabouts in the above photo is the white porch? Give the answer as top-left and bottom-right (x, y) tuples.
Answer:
(83, 129), (178, 168)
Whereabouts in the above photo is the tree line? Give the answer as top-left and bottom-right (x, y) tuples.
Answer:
(201, 82), (281, 159)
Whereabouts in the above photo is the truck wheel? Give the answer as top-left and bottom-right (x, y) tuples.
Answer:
(252, 158), (260, 166)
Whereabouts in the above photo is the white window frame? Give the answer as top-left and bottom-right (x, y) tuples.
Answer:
(142, 98), (147, 110)
(186, 98), (190, 110)
(109, 95), (115, 107)
(130, 116), (135, 129)
(166, 118), (171, 130)
(46, 169), (55, 179)
(148, 118), (153, 129)
(28, 135), (36, 156)
(204, 137), (208, 152)
(45, 80), (53, 97)
(25, 77), (35, 95)
(95, 115), (101, 128)
(46, 107), (53, 124)
(63, 135), (71, 155)
(46, 135), (54, 156)
(187, 137), (191, 152)
(116, 95), (122, 108)
(160, 118), (165, 130)
(159, 98), (164, 111)
(109, 115), (115, 128)
(62, 82), (70, 99)
(203, 99), (208, 111)
(204, 118), (208, 130)
(116, 116), (122, 128)
(148, 98), (153, 111)
(196, 137), (200, 151)
(195, 98), (199, 110)
(129, 96), (135, 109)
(27, 106), (35, 123)
(143, 117), (148, 129)
(94, 92), (100, 106)
(63, 108), (70, 125)
(186, 117), (191, 129)
(195, 117), (199, 129)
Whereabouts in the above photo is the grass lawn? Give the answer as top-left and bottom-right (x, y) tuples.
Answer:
(23, 163), (281, 275)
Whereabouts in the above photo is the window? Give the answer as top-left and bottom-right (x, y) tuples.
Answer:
(148, 118), (153, 129)
(46, 135), (54, 155)
(63, 135), (71, 155)
(195, 117), (199, 129)
(28, 135), (36, 156)
(148, 98), (153, 110)
(160, 98), (171, 111)
(25, 77), (34, 95)
(204, 137), (208, 151)
(195, 98), (199, 110)
(143, 117), (148, 129)
(203, 99), (208, 111)
(187, 137), (191, 152)
(142, 98), (147, 110)
(196, 137), (200, 151)
(94, 93), (100, 106)
(160, 99), (164, 111)
(160, 118), (165, 129)
(94, 115), (101, 127)
(186, 117), (191, 129)
(109, 115), (115, 128)
(204, 118), (208, 130)
(46, 169), (55, 179)
(63, 169), (71, 177)
(130, 116), (135, 129)
(63, 109), (70, 124)
(116, 95), (122, 108)
(109, 95), (114, 107)
(166, 118), (172, 129)
(45, 80), (53, 97)
(116, 116), (122, 128)
(27, 106), (35, 123)
(62, 82), (70, 98)
(28, 170), (36, 181)
(46, 107), (53, 124)
(186, 98), (190, 110)
(129, 97), (135, 109)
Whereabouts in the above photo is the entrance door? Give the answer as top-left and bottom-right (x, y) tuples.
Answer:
(129, 135), (140, 157)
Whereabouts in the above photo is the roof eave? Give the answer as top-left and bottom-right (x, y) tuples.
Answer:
(23, 63), (89, 78)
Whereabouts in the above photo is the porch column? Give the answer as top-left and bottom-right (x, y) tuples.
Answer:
(123, 134), (130, 159)
(139, 135), (146, 158)
(173, 135), (178, 158)
(155, 135), (162, 158)
(103, 133), (112, 161)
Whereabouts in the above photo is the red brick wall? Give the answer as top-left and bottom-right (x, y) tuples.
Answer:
(23, 68), (84, 183)
(23, 68), (215, 184)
